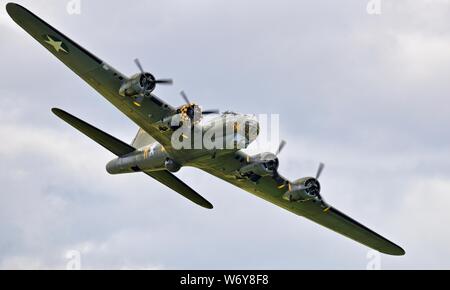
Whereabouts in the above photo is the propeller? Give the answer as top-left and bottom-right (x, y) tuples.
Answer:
(134, 58), (145, 75)
(276, 140), (287, 156)
(316, 162), (325, 179)
(291, 162), (325, 193)
(179, 91), (220, 119)
(154, 79), (174, 85)
(265, 140), (287, 187)
(284, 162), (330, 210)
(202, 109), (221, 115)
(180, 91), (190, 105)
(312, 162), (329, 209)
(202, 109), (220, 115)
(134, 58), (173, 92)
(307, 162), (330, 208)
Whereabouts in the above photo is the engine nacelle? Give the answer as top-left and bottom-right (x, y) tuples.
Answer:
(239, 161), (273, 176)
(119, 73), (156, 97)
(282, 177), (322, 202)
(239, 153), (279, 177)
(160, 104), (203, 129)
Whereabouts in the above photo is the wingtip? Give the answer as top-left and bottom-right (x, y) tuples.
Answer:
(391, 246), (406, 256)
(6, 2), (17, 9)
(51, 107), (64, 116)
(200, 200), (214, 210)
(380, 244), (406, 256)
(6, 2), (22, 17)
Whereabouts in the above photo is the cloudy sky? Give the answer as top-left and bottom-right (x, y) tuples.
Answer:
(1, 0), (450, 269)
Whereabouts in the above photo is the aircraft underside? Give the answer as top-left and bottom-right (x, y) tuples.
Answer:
(7, 2), (405, 256)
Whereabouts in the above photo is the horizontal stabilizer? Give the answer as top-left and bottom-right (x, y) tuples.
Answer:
(52, 108), (212, 209)
(145, 171), (213, 209)
(52, 108), (135, 157)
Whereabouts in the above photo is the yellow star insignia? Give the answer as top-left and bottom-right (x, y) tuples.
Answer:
(45, 35), (68, 53)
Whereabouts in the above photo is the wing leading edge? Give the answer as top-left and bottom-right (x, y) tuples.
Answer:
(200, 156), (405, 255)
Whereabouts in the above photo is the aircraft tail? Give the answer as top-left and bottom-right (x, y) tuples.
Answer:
(51, 108), (213, 209)
(52, 108), (135, 157)
(131, 128), (157, 149)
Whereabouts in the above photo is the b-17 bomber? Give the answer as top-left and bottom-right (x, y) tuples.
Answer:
(6, 2), (405, 256)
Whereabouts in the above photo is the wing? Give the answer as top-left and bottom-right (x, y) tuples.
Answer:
(6, 3), (176, 148)
(197, 153), (405, 255)
(6, 3), (122, 94)
(299, 205), (405, 256)
(52, 108), (212, 209)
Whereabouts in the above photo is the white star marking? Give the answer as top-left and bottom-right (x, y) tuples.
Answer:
(45, 36), (68, 53)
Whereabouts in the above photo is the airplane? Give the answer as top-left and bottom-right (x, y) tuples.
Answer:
(6, 3), (405, 256)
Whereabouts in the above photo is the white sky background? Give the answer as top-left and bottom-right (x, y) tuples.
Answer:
(0, 0), (450, 269)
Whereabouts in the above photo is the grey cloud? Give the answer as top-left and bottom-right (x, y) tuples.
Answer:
(0, 0), (449, 269)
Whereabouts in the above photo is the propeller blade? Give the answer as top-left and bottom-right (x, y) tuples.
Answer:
(316, 162), (325, 179)
(134, 58), (145, 74)
(155, 79), (173, 85)
(202, 109), (220, 115)
(180, 91), (190, 104)
(276, 140), (287, 156)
